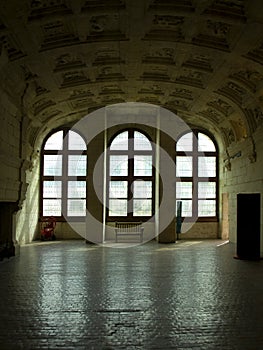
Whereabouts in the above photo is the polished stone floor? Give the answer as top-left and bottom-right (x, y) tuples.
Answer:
(0, 239), (263, 349)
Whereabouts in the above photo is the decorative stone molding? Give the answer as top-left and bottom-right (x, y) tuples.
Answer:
(176, 69), (205, 88)
(169, 88), (193, 100)
(207, 98), (233, 116)
(215, 81), (247, 106)
(192, 20), (232, 52)
(142, 48), (176, 65)
(144, 15), (184, 42)
(81, 0), (125, 12)
(149, 0), (194, 13)
(140, 66), (171, 82)
(54, 53), (86, 72)
(33, 98), (56, 116)
(40, 21), (79, 51)
(182, 54), (213, 73)
(0, 35), (25, 61)
(244, 42), (263, 65)
(203, 0), (246, 22)
(60, 70), (90, 88)
(29, 0), (72, 21)
(87, 15), (126, 42)
(198, 107), (223, 124)
(230, 70), (263, 93)
(93, 49), (124, 66)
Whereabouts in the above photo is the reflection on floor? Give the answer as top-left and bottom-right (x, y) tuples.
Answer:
(0, 239), (262, 349)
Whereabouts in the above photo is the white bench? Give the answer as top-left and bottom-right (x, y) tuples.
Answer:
(115, 222), (144, 243)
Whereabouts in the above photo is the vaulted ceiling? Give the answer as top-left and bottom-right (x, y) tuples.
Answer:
(0, 0), (263, 150)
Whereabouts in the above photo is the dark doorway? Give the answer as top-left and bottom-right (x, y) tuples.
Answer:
(236, 193), (261, 260)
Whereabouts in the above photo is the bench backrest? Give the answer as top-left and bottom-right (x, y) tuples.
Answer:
(115, 222), (142, 232)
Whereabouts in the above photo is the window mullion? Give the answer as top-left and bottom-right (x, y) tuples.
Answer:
(62, 130), (69, 218)
(127, 130), (134, 218)
(192, 132), (198, 218)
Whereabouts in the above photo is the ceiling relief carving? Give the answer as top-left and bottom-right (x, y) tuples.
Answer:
(87, 15), (126, 42)
(140, 66), (171, 82)
(244, 43), (263, 66)
(215, 81), (247, 106)
(244, 107), (263, 133)
(35, 82), (49, 96)
(0, 34), (25, 61)
(100, 96), (125, 105)
(142, 48), (176, 66)
(182, 54), (213, 73)
(60, 70), (90, 88)
(96, 66), (126, 82)
(176, 69), (206, 89)
(230, 70), (263, 93)
(68, 98), (97, 111)
(207, 99), (233, 117)
(33, 98), (56, 116)
(93, 49), (124, 66)
(165, 99), (191, 112)
(81, 0), (125, 12)
(99, 85), (125, 95)
(138, 85), (165, 96)
(68, 89), (94, 100)
(192, 20), (232, 51)
(202, 0), (246, 22)
(0, 0), (262, 144)
(149, 0), (194, 13)
(198, 108), (224, 124)
(40, 21), (79, 51)
(169, 88), (194, 101)
(54, 53), (86, 72)
(28, 0), (72, 21)
(40, 109), (62, 122)
(137, 96), (161, 105)
(144, 15), (184, 42)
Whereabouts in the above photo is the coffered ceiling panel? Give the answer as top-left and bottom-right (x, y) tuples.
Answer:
(0, 0), (262, 148)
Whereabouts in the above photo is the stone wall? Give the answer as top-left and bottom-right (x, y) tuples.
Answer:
(221, 125), (263, 254)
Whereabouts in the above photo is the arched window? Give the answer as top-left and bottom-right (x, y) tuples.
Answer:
(176, 130), (218, 220)
(107, 129), (154, 219)
(41, 129), (87, 219)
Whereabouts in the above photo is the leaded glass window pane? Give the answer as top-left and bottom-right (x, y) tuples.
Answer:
(110, 131), (128, 150)
(68, 181), (86, 198)
(43, 199), (61, 216)
(134, 131), (152, 150)
(110, 155), (128, 176)
(43, 181), (61, 198)
(198, 200), (216, 216)
(133, 181), (152, 198)
(134, 156), (152, 176)
(133, 199), (152, 216)
(176, 182), (192, 198)
(198, 133), (216, 152)
(109, 199), (127, 216)
(44, 131), (63, 150)
(176, 133), (193, 152)
(67, 199), (86, 216)
(198, 157), (216, 177)
(176, 156), (192, 177)
(198, 182), (216, 198)
(44, 155), (62, 176)
(68, 131), (86, 150)
(68, 155), (87, 176)
(109, 181), (128, 198)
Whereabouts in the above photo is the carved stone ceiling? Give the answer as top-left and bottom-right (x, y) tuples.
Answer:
(0, 0), (263, 148)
